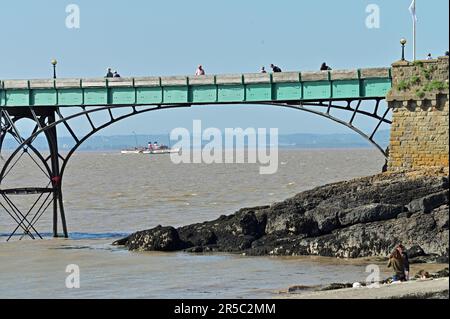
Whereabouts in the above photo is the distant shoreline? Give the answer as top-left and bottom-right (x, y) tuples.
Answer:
(2, 130), (389, 152)
(1, 147), (382, 153)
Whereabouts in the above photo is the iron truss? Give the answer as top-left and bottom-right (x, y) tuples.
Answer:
(0, 98), (391, 240)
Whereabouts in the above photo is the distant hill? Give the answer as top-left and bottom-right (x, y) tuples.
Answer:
(2, 130), (389, 151)
(278, 130), (389, 149)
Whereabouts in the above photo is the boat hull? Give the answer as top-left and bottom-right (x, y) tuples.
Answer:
(121, 148), (180, 155)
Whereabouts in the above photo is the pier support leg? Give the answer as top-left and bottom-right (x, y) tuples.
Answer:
(45, 112), (68, 238)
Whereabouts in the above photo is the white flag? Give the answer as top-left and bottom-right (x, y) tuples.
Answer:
(409, 0), (417, 22)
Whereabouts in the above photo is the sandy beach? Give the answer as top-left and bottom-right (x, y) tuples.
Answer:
(280, 277), (449, 299)
(277, 261), (449, 299)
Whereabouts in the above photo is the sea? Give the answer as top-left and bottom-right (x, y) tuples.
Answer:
(0, 149), (390, 298)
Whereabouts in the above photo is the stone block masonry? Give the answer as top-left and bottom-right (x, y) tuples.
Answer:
(387, 56), (449, 171)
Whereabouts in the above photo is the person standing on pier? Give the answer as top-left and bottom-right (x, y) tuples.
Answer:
(195, 65), (205, 76)
(105, 68), (114, 78)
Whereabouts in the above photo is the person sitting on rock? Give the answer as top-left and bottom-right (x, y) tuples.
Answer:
(387, 247), (406, 282)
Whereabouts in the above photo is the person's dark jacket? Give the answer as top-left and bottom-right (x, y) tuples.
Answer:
(402, 252), (410, 272)
(272, 66), (282, 73)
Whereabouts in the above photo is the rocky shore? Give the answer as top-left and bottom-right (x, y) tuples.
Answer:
(113, 169), (449, 262)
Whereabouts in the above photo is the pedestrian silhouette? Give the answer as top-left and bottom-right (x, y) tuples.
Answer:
(320, 62), (332, 71)
(195, 65), (205, 76)
(270, 64), (282, 73)
(105, 68), (114, 78)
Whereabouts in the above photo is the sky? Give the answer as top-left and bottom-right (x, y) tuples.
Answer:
(0, 0), (448, 137)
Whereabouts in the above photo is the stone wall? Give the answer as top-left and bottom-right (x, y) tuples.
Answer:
(387, 56), (449, 171)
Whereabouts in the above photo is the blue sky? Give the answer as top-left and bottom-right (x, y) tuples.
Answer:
(1, 0), (448, 136)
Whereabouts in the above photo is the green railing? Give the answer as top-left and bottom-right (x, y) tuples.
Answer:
(0, 68), (391, 107)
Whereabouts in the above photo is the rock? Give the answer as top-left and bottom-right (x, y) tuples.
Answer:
(432, 268), (449, 278)
(407, 190), (449, 214)
(397, 212), (412, 219)
(240, 211), (262, 236)
(287, 285), (319, 293)
(121, 226), (184, 251)
(320, 283), (353, 291)
(266, 213), (319, 237)
(291, 207), (449, 258)
(115, 171), (449, 259)
(179, 227), (218, 247)
(433, 205), (449, 229)
(410, 254), (449, 264)
(409, 256), (429, 264)
(338, 204), (404, 227)
(305, 207), (338, 234)
(112, 236), (130, 246)
(177, 208), (268, 253)
(407, 245), (427, 258)
(435, 256), (449, 264)
(185, 246), (206, 253)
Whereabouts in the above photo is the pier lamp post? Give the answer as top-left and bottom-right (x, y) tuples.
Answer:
(400, 39), (407, 61)
(51, 59), (58, 79)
